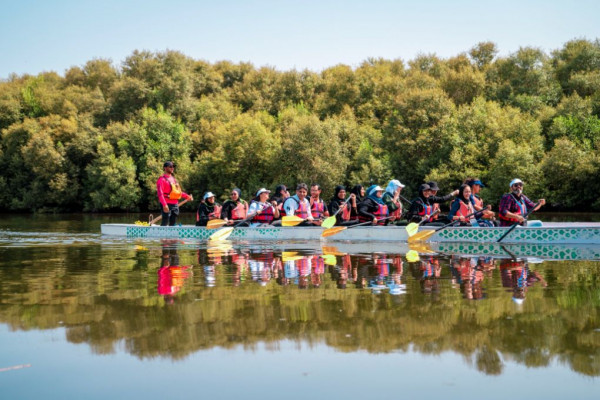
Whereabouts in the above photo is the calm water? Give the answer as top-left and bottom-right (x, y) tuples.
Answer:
(1, 214), (599, 399)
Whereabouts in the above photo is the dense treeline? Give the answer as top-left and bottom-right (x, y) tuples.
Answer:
(1, 39), (600, 212)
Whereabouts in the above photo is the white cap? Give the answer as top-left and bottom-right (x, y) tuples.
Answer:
(255, 188), (271, 197)
(368, 185), (385, 196)
(203, 191), (215, 200)
(509, 178), (523, 187)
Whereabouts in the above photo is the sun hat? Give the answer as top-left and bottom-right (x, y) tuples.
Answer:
(255, 188), (271, 197)
(510, 178), (524, 187)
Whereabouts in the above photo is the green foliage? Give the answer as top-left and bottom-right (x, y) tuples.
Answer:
(85, 140), (140, 211)
(1, 41), (600, 211)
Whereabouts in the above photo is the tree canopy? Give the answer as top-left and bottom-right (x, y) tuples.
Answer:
(1, 39), (600, 212)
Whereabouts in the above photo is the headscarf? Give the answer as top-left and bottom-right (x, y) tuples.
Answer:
(231, 188), (246, 204)
(385, 180), (403, 195)
(366, 185), (385, 205)
(329, 185), (346, 206)
(350, 184), (365, 203)
(418, 184), (431, 204)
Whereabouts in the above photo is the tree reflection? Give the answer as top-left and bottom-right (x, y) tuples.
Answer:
(0, 243), (599, 376)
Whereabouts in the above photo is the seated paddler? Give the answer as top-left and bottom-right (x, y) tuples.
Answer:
(358, 185), (389, 226)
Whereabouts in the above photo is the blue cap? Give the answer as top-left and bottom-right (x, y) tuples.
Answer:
(472, 180), (485, 187)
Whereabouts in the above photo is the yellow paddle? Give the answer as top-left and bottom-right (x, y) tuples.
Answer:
(321, 254), (337, 265)
(208, 227), (234, 241)
(321, 197), (353, 229)
(321, 216), (395, 237)
(206, 219), (228, 229)
(405, 250), (420, 262)
(408, 210), (478, 243)
(405, 210), (439, 237)
(281, 215), (308, 226)
(149, 198), (190, 225)
(321, 226), (347, 237)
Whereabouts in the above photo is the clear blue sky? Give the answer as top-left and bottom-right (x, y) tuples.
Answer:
(1, 0), (598, 79)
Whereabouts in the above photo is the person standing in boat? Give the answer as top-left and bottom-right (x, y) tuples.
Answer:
(382, 179), (405, 224)
(358, 185), (389, 226)
(328, 185), (359, 226)
(309, 183), (329, 226)
(196, 192), (222, 226)
(283, 183), (315, 226)
(156, 161), (193, 226)
(248, 188), (280, 226)
(498, 179), (545, 227)
(221, 188), (249, 226)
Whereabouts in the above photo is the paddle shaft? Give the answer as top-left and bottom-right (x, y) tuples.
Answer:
(150, 198), (190, 225)
(433, 209), (480, 232)
(497, 202), (542, 243)
(348, 215), (395, 228)
(332, 196), (353, 218)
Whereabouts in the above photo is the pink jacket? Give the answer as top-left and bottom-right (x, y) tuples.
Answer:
(157, 174), (190, 206)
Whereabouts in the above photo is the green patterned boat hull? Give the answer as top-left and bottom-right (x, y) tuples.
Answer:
(101, 223), (600, 245)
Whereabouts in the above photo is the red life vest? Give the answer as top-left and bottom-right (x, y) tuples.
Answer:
(251, 202), (275, 224)
(390, 200), (402, 219)
(455, 200), (475, 219)
(472, 195), (483, 209)
(374, 258), (389, 277)
(358, 203), (388, 225)
(284, 197), (310, 218)
(231, 201), (247, 220)
(418, 201), (434, 221)
(311, 199), (326, 219)
(208, 204), (222, 220)
(499, 194), (526, 224)
(341, 203), (351, 221)
(160, 175), (183, 201)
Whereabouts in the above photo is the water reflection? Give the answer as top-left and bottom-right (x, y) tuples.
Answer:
(1, 237), (599, 377)
(158, 240), (193, 303)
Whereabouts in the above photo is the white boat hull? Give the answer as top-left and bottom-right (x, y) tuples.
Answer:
(100, 223), (600, 245)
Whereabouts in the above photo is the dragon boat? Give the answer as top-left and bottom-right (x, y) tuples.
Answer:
(101, 222), (600, 245)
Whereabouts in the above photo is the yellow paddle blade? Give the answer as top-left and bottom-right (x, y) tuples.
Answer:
(282, 215), (304, 227)
(282, 251), (304, 262)
(409, 242), (435, 254)
(321, 246), (346, 256)
(405, 222), (419, 237)
(322, 254), (337, 265)
(321, 226), (347, 237)
(406, 250), (420, 262)
(207, 242), (233, 254)
(208, 227), (233, 241)
(206, 219), (227, 229)
(321, 216), (336, 229)
(407, 229), (436, 243)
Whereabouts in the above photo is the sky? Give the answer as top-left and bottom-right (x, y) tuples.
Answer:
(1, 0), (598, 79)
